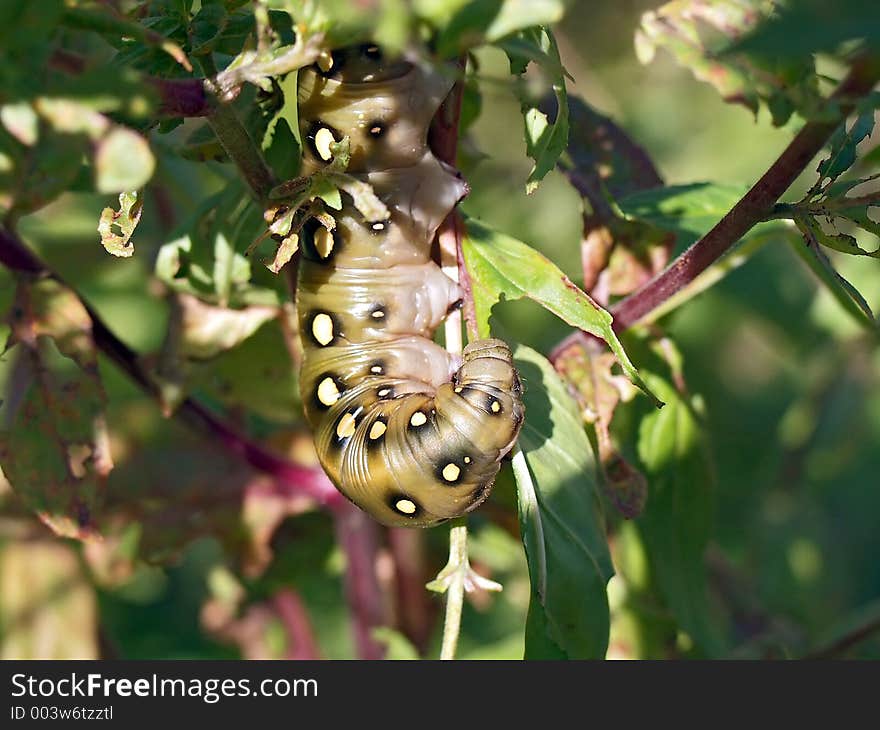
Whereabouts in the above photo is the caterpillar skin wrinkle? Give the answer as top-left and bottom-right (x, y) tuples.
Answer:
(296, 45), (524, 527)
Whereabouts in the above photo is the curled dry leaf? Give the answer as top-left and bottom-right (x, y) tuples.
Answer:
(97, 191), (143, 258)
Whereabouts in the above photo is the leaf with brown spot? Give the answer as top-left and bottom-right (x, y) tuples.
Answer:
(552, 341), (646, 518)
(0, 279), (111, 540)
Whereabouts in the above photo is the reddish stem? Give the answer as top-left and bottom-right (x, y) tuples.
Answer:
(272, 589), (322, 660)
(388, 528), (436, 654)
(0, 226), (342, 508)
(608, 55), (880, 333)
(333, 501), (388, 660)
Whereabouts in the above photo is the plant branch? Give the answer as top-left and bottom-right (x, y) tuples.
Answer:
(0, 226), (341, 509)
(49, 48), (223, 119)
(436, 523), (468, 660)
(608, 54), (880, 333)
(803, 607), (880, 659)
(272, 589), (321, 660)
(425, 57), (480, 660)
(203, 81), (277, 204)
(333, 501), (388, 660)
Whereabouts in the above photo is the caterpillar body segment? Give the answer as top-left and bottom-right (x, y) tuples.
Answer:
(296, 45), (524, 527)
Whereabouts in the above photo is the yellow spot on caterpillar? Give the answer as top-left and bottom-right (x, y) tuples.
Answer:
(409, 411), (427, 427)
(454, 386), (463, 393)
(317, 52), (333, 72)
(371, 309), (385, 319)
(314, 227), (334, 258)
(463, 456), (472, 464)
(377, 388), (391, 398)
(314, 127), (336, 161)
(442, 463), (460, 482)
(395, 499), (416, 515)
(369, 421), (387, 439)
(317, 377), (340, 406)
(370, 365), (383, 374)
(371, 222), (386, 231)
(336, 412), (357, 439)
(311, 313), (334, 346)
(490, 400), (501, 413)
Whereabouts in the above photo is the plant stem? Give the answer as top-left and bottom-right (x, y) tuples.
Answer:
(272, 589), (321, 660)
(387, 528), (435, 653)
(607, 54), (880, 333)
(333, 501), (388, 660)
(439, 524), (468, 660)
(803, 610), (880, 659)
(426, 57), (481, 660)
(0, 226), (341, 508)
(204, 87), (277, 204)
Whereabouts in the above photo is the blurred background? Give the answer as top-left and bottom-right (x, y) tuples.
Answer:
(1, 0), (878, 659)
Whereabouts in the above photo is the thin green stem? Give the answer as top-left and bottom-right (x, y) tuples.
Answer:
(206, 101), (277, 204)
(439, 523), (468, 661)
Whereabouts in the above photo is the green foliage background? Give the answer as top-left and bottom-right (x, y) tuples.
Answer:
(0, 0), (878, 659)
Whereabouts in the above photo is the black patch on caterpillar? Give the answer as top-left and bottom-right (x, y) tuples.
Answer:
(305, 120), (342, 162)
(312, 372), (346, 411)
(485, 393), (502, 415)
(332, 407), (364, 447)
(367, 218), (391, 235)
(361, 44), (382, 61)
(375, 385), (395, 400)
(388, 493), (421, 518)
(368, 360), (385, 376)
(456, 385), (504, 416)
(308, 310), (341, 347)
(367, 121), (386, 138)
(315, 50), (345, 78)
(301, 218), (341, 263)
(406, 408), (433, 434)
(368, 303), (387, 324)
(436, 456), (466, 485)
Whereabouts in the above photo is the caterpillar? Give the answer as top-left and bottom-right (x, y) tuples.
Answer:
(295, 45), (524, 527)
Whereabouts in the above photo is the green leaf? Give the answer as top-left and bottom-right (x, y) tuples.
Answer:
(512, 345), (613, 659)
(429, 0), (565, 56)
(154, 294), (281, 413)
(97, 191), (143, 258)
(503, 27), (569, 194)
(370, 628), (419, 660)
(791, 221), (876, 330)
(0, 280), (111, 541)
(628, 340), (725, 656)
(726, 0), (880, 60)
(263, 117), (301, 180)
(807, 221), (880, 259)
(618, 182), (751, 246)
(189, 2), (228, 55)
(637, 0), (822, 126)
(461, 217), (662, 406)
(186, 317), (301, 423)
(810, 111), (875, 197)
(95, 127), (156, 194)
(0, 102), (38, 146)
